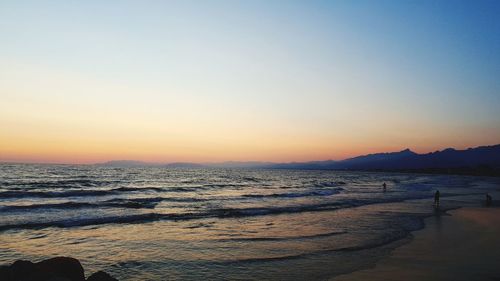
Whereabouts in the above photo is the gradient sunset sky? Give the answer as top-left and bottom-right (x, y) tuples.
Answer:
(1, 0), (499, 164)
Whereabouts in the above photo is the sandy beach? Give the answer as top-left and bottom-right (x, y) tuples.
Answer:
(332, 207), (500, 281)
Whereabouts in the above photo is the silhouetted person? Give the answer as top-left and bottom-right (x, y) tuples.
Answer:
(382, 182), (387, 192)
(434, 190), (440, 207)
(486, 193), (492, 207)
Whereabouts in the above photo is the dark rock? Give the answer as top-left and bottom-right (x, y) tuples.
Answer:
(0, 265), (10, 280)
(0, 257), (117, 281)
(11, 260), (37, 280)
(86, 271), (118, 281)
(35, 257), (85, 281)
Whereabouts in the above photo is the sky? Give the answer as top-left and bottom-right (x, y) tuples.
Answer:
(1, 0), (499, 164)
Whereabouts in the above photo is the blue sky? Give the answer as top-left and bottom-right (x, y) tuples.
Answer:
(1, 0), (499, 163)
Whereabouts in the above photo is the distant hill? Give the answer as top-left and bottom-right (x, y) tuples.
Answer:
(97, 144), (500, 176)
(265, 160), (338, 170)
(336, 144), (500, 170)
(207, 161), (275, 169)
(163, 162), (205, 168)
(263, 144), (500, 176)
(266, 144), (500, 170)
(332, 148), (418, 169)
(98, 160), (156, 167)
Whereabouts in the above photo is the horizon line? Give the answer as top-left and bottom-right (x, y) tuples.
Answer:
(1, 143), (498, 166)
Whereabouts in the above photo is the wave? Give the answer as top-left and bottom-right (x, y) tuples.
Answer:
(314, 181), (347, 187)
(220, 234), (413, 264)
(222, 253), (310, 264)
(220, 223), (426, 264)
(203, 184), (239, 188)
(216, 230), (347, 242)
(104, 196), (206, 206)
(207, 193), (436, 219)
(111, 186), (203, 193)
(0, 199), (158, 211)
(1, 179), (119, 188)
(0, 202), (347, 231)
(242, 188), (343, 199)
(0, 196), (208, 211)
(0, 202), (93, 211)
(0, 183), (212, 199)
(113, 187), (164, 192)
(0, 190), (115, 199)
(210, 203), (345, 218)
(0, 213), (164, 231)
(0, 186), (182, 199)
(0, 211), (218, 231)
(0, 194), (436, 231)
(112, 226), (422, 267)
(242, 177), (260, 182)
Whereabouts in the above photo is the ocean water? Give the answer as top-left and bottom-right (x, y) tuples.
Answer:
(1, 164), (498, 280)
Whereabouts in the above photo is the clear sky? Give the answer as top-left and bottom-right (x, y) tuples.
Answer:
(1, 0), (499, 164)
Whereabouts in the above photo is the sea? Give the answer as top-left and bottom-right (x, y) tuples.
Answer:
(1, 164), (499, 280)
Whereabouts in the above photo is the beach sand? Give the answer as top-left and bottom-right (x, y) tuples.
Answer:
(332, 207), (500, 281)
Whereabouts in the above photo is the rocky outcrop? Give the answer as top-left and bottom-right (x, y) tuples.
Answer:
(86, 271), (118, 281)
(0, 257), (117, 281)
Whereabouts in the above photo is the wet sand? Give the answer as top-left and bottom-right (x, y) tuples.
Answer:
(332, 207), (500, 281)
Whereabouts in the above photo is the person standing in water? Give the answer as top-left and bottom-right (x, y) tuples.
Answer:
(486, 193), (492, 207)
(382, 182), (387, 192)
(434, 190), (440, 207)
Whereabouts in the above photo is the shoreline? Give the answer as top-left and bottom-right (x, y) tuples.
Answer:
(2, 206), (498, 280)
(331, 207), (500, 281)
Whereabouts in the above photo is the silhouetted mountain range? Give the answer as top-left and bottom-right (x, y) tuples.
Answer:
(99, 144), (500, 176)
(269, 145), (500, 170)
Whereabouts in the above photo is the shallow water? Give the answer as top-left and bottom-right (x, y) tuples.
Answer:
(1, 164), (498, 280)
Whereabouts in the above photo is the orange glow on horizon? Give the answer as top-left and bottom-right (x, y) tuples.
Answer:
(1, 133), (497, 165)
